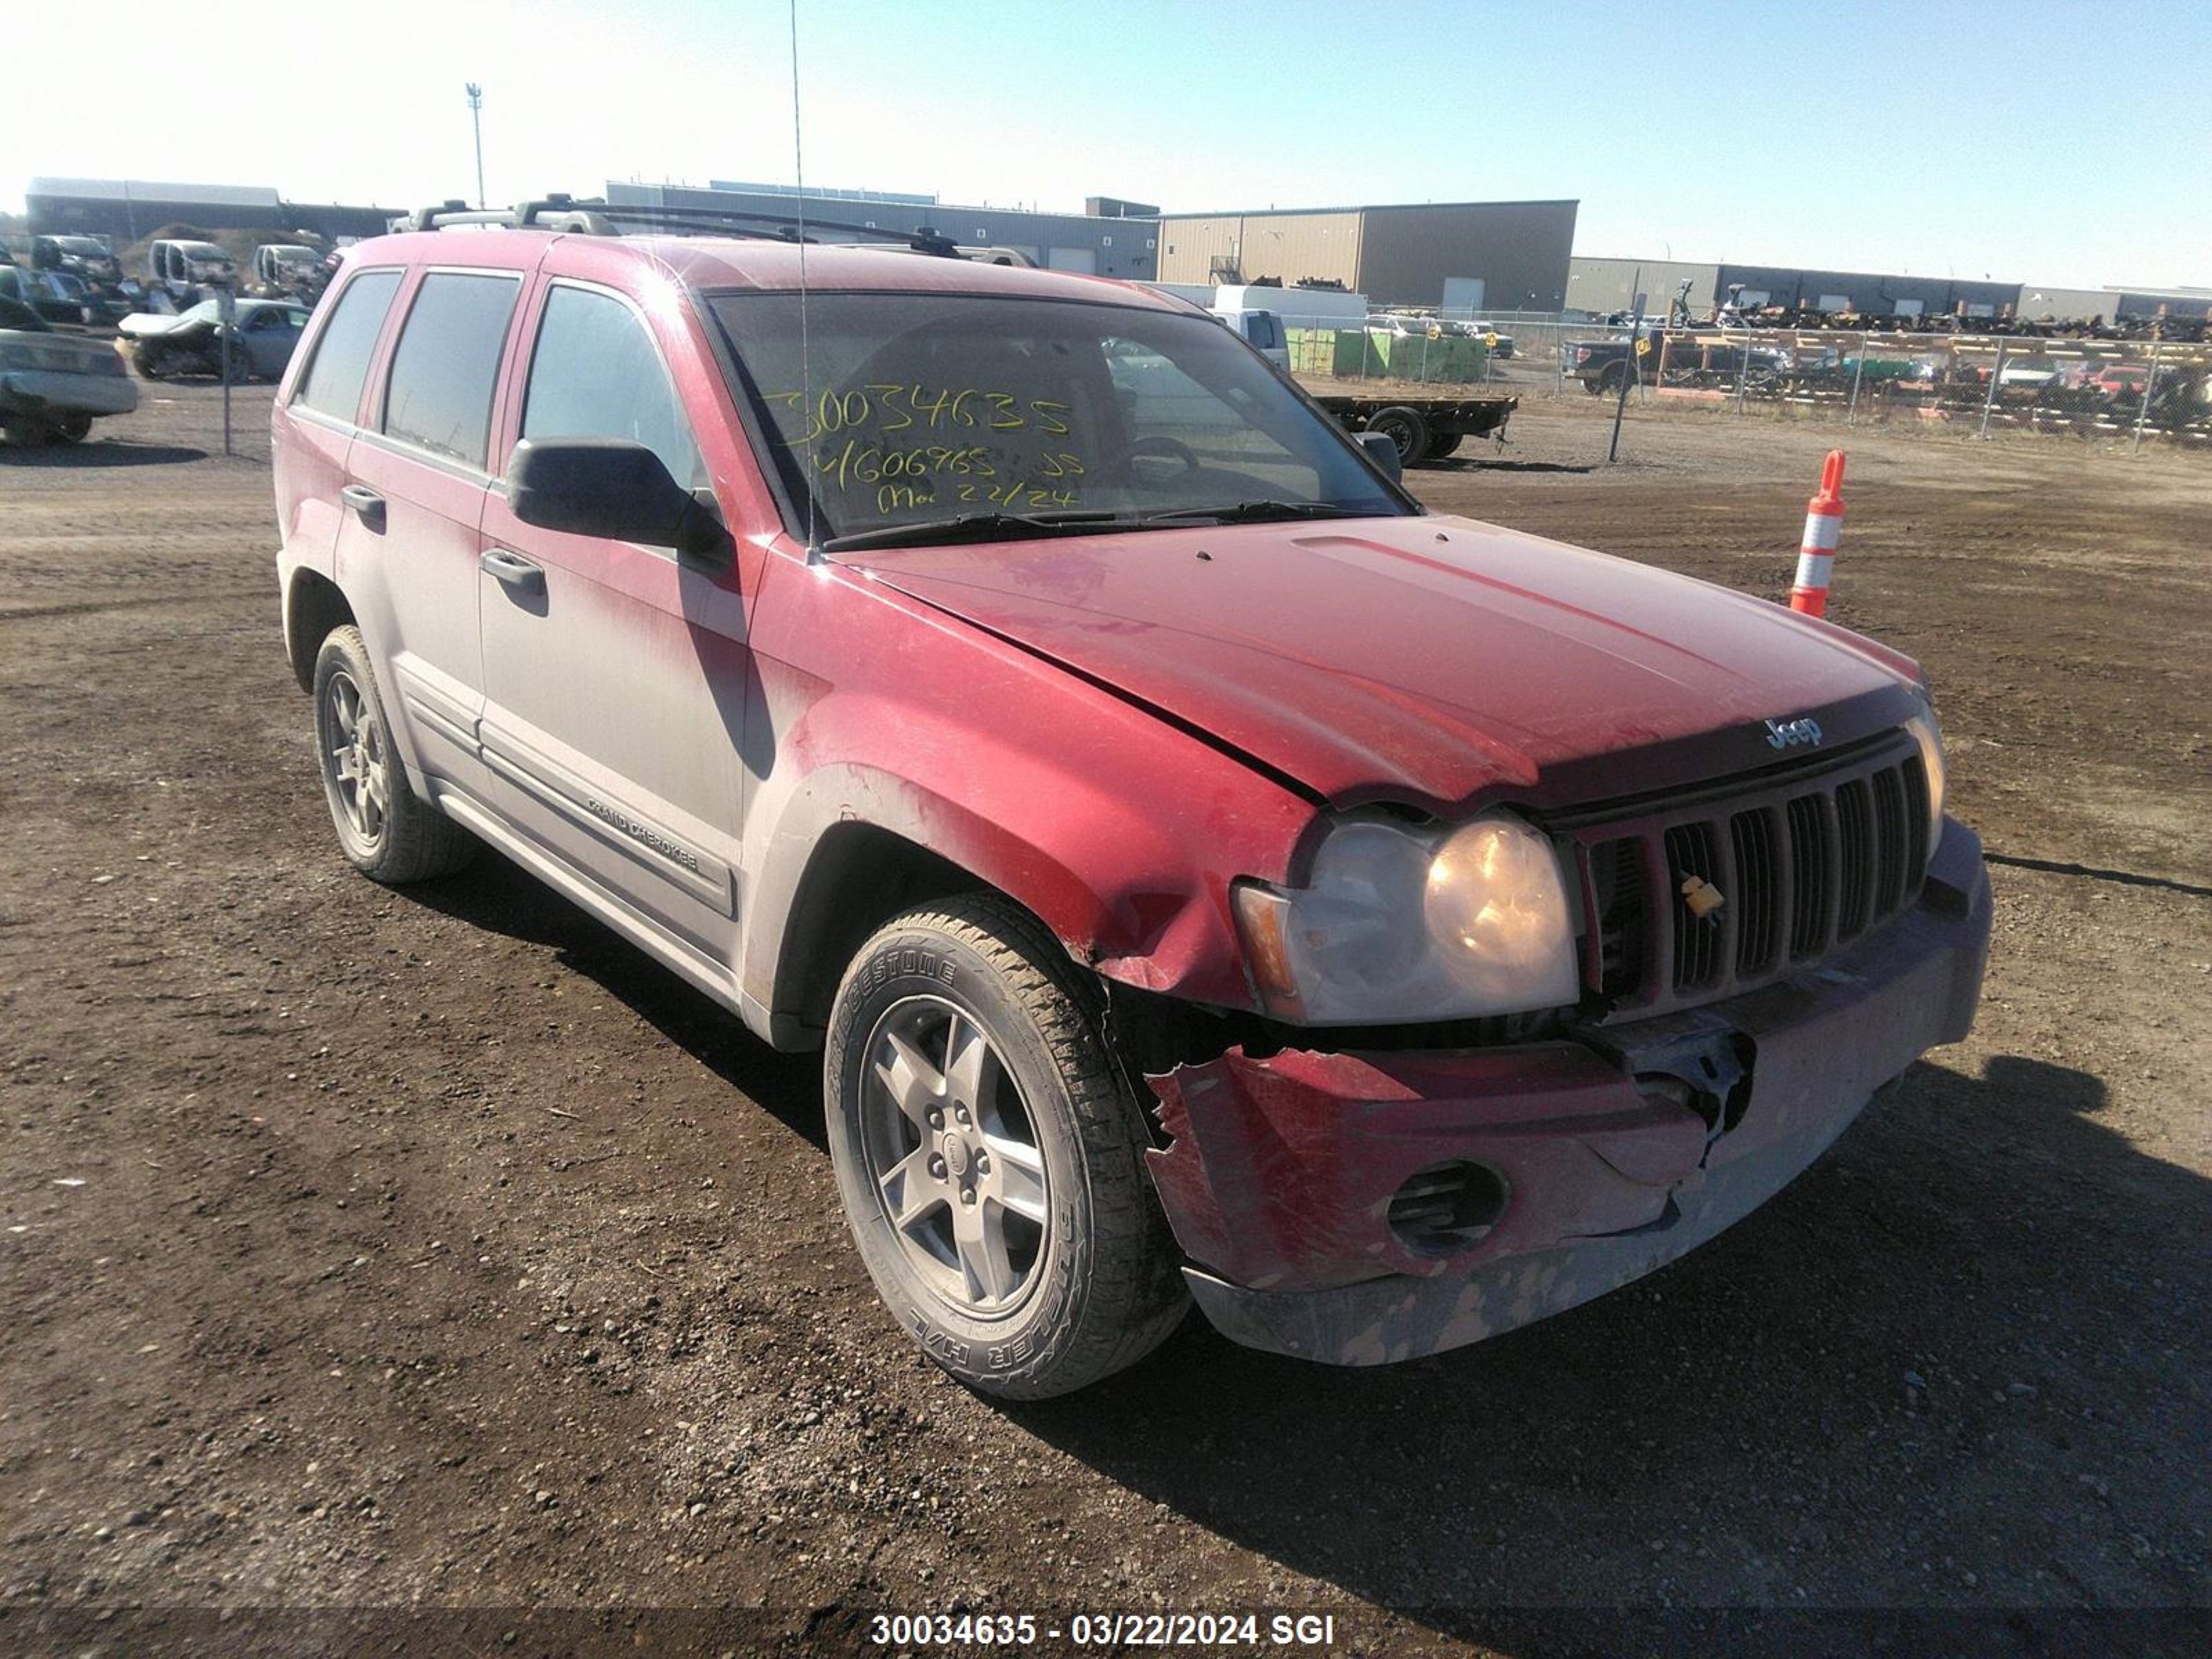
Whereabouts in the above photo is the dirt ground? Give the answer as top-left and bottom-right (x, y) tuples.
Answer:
(2, 384), (2206, 1656)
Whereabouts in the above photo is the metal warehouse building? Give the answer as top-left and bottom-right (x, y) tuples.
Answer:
(1155, 200), (1580, 312)
(25, 178), (394, 244)
(604, 181), (1162, 279)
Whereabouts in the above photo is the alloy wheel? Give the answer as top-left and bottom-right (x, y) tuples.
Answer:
(859, 995), (1050, 1315)
(319, 668), (388, 849)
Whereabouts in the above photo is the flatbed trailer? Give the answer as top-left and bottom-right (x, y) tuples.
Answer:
(1312, 393), (1516, 465)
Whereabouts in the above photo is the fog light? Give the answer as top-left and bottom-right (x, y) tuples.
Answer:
(1386, 1161), (1510, 1257)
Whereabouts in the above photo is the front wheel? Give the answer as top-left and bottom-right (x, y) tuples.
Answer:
(825, 897), (1187, 1398)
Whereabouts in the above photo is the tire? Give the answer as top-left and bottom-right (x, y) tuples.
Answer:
(1366, 405), (1430, 466)
(1423, 431), (1463, 460)
(1597, 362), (1631, 396)
(825, 895), (1188, 1398)
(53, 414), (92, 444)
(311, 626), (476, 883)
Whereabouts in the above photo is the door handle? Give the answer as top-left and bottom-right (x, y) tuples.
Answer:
(339, 484), (385, 532)
(480, 548), (545, 594)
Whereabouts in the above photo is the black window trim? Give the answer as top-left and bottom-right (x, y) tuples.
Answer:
(286, 263), (406, 433)
(375, 265), (526, 478)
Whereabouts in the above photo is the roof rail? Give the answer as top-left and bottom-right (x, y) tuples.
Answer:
(591, 203), (962, 258)
(391, 194), (966, 259)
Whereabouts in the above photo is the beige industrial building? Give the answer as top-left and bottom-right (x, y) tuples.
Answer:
(1155, 200), (1578, 312)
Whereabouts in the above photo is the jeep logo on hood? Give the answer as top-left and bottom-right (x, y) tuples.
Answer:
(1765, 716), (1824, 750)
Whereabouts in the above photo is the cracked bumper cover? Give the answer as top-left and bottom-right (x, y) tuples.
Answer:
(1145, 819), (1992, 1367)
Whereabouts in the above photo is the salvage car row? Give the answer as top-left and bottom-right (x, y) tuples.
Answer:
(2, 233), (323, 444)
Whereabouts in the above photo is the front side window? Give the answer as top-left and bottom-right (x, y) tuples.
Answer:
(521, 285), (703, 488)
(711, 291), (1404, 546)
(382, 272), (520, 469)
(294, 269), (400, 423)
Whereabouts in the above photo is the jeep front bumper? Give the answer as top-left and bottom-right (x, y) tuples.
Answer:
(1143, 819), (1992, 1367)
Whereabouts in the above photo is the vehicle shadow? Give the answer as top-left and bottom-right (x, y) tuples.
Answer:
(0, 441), (208, 467)
(1004, 1053), (2210, 1640)
(1424, 458), (1595, 476)
(395, 853), (827, 1152)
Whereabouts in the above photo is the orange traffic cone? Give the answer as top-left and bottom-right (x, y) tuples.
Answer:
(1790, 450), (1846, 618)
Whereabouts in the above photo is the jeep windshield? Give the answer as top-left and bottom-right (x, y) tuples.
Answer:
(709, 291), (1409, 548)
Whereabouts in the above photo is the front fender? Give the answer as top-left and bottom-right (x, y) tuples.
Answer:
(735, 566), (1318, 1026)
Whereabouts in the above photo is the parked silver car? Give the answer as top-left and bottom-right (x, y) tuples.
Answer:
(0, 316), (138, 444)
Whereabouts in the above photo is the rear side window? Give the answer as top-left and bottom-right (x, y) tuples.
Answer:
(294, 269), (400, 423)
(382, 272), (521, 469)
(521, 285), (704, 487)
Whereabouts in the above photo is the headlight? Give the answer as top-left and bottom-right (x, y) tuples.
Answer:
(1232, 812), (1580, 1024)
(1904, 709), (1947, 861)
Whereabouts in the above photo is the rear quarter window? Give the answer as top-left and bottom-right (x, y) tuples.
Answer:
(293, 269), (401, 423)
(381, 272), (521, 469)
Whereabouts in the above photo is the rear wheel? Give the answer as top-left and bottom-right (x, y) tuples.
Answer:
(1366, 405), (1430, 466)
(1423, 430), (1463, 460)
(53, 414), (92, 444)
(825, 896), (1187, 1398)
(312, 626), (476, 883)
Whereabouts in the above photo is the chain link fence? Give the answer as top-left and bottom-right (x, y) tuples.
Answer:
(1269, 303), (2211, 455)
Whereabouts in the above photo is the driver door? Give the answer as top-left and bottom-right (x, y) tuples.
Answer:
(476, 278), (749, 966)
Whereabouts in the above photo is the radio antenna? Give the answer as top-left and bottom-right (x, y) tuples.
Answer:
(788, 0), (819, 560)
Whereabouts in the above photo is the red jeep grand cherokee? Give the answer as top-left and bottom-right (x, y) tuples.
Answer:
(270, 202), (1989, 1397)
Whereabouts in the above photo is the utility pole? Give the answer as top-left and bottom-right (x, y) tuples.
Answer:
(1608, 270), (1644, 465)
(465, 84), (486, 209)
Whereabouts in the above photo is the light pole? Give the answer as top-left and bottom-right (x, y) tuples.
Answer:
(465, 83), (485, 209)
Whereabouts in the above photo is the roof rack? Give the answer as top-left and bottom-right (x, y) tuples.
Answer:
(392, 194), (962, 258)
(392, 194), (621, 234)
(591, 203), (961, 258)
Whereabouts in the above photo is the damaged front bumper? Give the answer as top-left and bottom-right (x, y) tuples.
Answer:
(1144, 819), (1993, 1367)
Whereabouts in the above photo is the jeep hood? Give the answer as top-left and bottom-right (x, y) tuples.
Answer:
(844, 514), (1926, 811)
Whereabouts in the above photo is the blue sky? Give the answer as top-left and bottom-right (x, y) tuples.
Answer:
(11, 0), (2206, 290)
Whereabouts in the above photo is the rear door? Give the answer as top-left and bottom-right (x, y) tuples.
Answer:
(341, 268), (525, 801)
(476, 276), (749, 962)
(274, 264), (404, 640)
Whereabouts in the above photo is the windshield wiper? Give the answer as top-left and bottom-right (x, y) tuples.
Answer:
(1140, 500), (1372, 526)
(821, 510), (1134, 554)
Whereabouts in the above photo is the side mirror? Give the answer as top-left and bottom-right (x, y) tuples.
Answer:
(1356, 429), (1403, 483)
(507, 438), (730, 568)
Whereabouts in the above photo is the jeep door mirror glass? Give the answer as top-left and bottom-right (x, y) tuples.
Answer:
(1356, 429), (1403, 483)
(507, 438), (730, 568)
